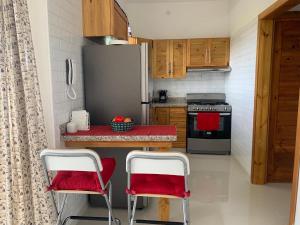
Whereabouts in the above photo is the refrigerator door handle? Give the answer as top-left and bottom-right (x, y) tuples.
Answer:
(141, 103), (150, 125)
(141, 43), (149, 103)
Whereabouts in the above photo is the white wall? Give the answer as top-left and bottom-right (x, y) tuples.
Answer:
(126, 0), (229, 39)
(48, 0), (91, 148)
(27, 0), (56, 148)
(225, 19), (257, 175)
(47, 0), (91, 219)
(154, 72), (226, 97)
(225, 0), (277, 175)
(229, 0), (277, 35)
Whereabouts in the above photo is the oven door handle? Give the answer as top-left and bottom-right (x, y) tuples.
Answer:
(188, 112), (231, 116)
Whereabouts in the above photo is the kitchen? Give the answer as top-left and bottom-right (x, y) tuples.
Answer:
(4, 0), (299, 225)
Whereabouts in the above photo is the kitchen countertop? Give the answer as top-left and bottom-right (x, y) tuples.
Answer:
(151, 97), (187, 107)
(63, 125), (177, 142)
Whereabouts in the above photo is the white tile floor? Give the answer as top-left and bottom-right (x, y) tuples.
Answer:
(75, 154), (291, 225)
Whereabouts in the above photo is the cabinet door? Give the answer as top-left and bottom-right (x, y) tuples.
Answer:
(152, 40), (170, 79)
(208, 38), (230, 67)
(187, 39), (209, 67)
(82, 0), (112, 37)
(111, 0), (128, 40)
(170, 107), (187, 148)
(153, 107), (170, 125)
(171, 40), (187, 79)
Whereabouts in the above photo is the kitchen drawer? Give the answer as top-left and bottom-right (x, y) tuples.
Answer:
(170, 107), (186, 114)
(170, 117), (186, 123)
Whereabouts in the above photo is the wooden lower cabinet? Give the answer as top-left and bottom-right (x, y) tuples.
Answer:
(151, 107), (187, 148)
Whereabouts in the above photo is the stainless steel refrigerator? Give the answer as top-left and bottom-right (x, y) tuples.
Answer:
(83, 43), (152, 208)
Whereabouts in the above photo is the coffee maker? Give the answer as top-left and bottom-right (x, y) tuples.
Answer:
(158, 90), (168, 103)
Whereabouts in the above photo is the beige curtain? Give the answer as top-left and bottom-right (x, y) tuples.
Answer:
(0, 0), (57, 224)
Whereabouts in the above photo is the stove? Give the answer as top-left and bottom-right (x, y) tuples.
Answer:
(186, 93), (232, 155)
(187, 93), (232, 112)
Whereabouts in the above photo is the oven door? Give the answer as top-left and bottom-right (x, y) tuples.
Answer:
(187, 112), (231, 139)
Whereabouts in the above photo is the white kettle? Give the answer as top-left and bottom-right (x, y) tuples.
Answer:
(71, 110), (90, 131)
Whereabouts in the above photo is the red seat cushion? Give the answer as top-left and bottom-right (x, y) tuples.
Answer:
(127, 174), (190, 198)
(48, 158), (116, 194)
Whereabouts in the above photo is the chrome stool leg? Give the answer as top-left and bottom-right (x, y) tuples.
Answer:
(104, 193), (120, 225)
(182, 199), (190, 225)
(130, 196), (138, 225)
(128, 194), (132, 225)
(56, 193), (68, 225)
(108, 182), (112, 225)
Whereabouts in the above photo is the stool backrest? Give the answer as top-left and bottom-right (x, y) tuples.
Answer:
(40, 149), (103, 172)
(126, 151), (190, 176)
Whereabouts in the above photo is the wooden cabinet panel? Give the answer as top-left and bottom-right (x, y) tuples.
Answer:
(268, 20), (300, 182)
(170, 107), (187, 148)
(152, 40), (170, 79)
(83, 0), (111, 37)
(170, 107), (186, 117)
(171, 40), (187, 78)
(187, 39), (209, 67)
(112, 1), (128, 40)
(187, 38), (230, 68)
(152, 107), (187, 148)
(152, 40), (187, 79)
(82, 0), (128, 40)
(209, 38), (230, 67)
(128, 37), (153, 46)
(153, 108), (170, 125)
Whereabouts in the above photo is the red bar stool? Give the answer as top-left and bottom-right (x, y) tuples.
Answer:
(40, 149), (121, 225)
(126, 150), (191, 225)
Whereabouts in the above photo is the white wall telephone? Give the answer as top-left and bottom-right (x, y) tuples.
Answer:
(66, 59), (77, 100)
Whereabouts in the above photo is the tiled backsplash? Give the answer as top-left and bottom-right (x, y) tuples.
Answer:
(153, 71), (227, 97)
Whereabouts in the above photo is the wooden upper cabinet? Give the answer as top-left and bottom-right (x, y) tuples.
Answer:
(209, 38), (230, 67)
(111, 1), (128, 40)
(187, 38), (230, 68)
(82, 0), (128, 40)
(152, 39), (187, 79)
(152, 40), (170, 79)
(187, 39), (209, 67)
(171, 40), (187, 78)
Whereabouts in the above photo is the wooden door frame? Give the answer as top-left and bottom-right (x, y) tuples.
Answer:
(252, 0), (300, 185)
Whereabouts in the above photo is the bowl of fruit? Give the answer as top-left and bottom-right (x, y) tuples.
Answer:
(111, 116), (134, 132)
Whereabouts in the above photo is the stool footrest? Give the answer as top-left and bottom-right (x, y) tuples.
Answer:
(62, 216), (121, 225)
(135, 219), (183, 225)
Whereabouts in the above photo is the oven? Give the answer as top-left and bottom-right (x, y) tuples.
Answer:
(188, 112), (231, 139)
(187, 111), (232, 155)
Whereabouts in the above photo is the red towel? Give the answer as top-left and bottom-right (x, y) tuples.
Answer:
(197, 113), (220, 131)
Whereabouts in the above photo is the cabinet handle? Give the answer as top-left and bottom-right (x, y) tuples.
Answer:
(169, 62), (171, 75)
(205, 48), (208, 64)
(209, 48), (211, 64)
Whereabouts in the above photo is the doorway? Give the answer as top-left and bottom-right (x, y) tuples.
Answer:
(268, 18), (300, 183)
(252, 1), (300, 185)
